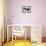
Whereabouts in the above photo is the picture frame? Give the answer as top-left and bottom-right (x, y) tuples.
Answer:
(22, 6), (31, 13)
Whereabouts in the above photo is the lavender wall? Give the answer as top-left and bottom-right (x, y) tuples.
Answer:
(7, 0), (46, 37)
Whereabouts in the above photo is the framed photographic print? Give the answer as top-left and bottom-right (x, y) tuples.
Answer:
(22, 6), (31, 13)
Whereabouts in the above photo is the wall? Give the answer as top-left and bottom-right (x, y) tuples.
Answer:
(6, 0), (46, 37)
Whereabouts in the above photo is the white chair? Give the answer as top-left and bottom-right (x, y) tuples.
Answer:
(12, 25), (25, 43)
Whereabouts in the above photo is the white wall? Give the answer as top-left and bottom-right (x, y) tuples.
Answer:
(7, 0), (46, 37)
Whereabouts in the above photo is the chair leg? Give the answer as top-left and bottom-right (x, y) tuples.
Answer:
(25, 30), (26, 43)
(15, 36), (16, 43)
(1, 42), (3, 46)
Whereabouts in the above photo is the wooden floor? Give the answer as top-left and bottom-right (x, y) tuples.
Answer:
(3, 40), (46, 46)
(3, 37), (46, 46)
(3, 40), (31, 46)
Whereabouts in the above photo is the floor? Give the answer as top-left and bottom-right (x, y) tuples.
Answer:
(3, 40), (46, 46)
(3, 40), (31, 46)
